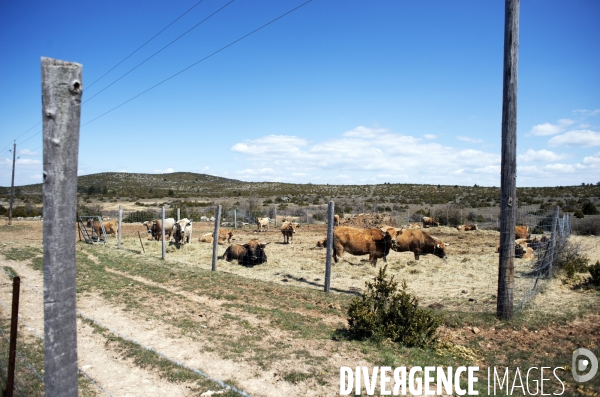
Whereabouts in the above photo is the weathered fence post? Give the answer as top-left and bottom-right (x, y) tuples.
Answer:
(8, 142), (16, 226)
(42, 57), (82, 396)
(177, 208), (180, 222)
(117, 205), (122, 249)
(324, 201), (335, 292)
(212, 205), (222, 271)
(497, 0), (520, 320)
(161, 206), (166, 260)
(234, 209), (237, 229)
(6, 276), (20, 397)
(544, 206), (560, 276)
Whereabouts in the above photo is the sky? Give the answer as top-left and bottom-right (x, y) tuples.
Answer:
(0, 0), (599, 188)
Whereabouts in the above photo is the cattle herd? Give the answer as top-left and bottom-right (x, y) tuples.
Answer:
(98, 216), (541, 268)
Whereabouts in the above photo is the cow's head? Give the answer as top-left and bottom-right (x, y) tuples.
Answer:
(380, 227), (399, 244)
(242, 239), (269, 265)
(432, 239), (448, 259)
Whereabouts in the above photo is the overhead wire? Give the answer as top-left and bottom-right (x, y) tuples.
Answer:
(1, 0), (210, 165)
(82, 0), (314, 127)
(84, 0), (236, 104)
(1, 0), (314, 178)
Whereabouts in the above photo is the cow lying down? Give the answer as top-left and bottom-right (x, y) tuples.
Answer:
(219, 239), (269, 266)
(390, 229), (448, 260)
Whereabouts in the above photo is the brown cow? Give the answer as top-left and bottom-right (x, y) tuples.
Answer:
(219, 240), (269, 266)
(280, 221), (297, 244)
(496, 243), (526, 258)
(457, 224), (478, 231)
(316, 238), (327, 248)
(391, 229), (448, 260)
(422, 217), (440, 228)
(333, 214), (340, 226)
(332, 226), (398, 267)
(86, 219), (118, 238)
(515, 225), (530, 239)
(143, 218), (176, 241)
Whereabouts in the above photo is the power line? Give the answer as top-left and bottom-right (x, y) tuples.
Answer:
(0, 0), (208, 160)
(83, 0), (314, 127)
(86, 0), (207, 91)
(84, 0), (236, 104)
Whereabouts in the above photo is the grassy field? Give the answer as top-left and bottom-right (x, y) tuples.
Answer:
(0, 219), (599, 396)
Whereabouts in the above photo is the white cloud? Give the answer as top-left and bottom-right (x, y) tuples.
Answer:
(528, 119), (574, 136)
(456, 136), (483, 144)
(153, 167), (175, 173)
(573, 109), (600, 117)
(18, 149), (39, 156)
(548, 130), (600, 147)
(16, 158), (41, 166)
(518, 149), (566, 162)
(424, 134), (437, 140)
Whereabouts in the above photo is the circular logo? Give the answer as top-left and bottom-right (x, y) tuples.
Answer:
(572, 348), (598, 383)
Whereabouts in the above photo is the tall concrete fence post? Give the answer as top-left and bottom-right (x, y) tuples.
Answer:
(41, 57), (82, 397)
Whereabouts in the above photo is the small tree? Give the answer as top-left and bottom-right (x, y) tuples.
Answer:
(347, 266), (442, 347)
(582, 202), (599, 215)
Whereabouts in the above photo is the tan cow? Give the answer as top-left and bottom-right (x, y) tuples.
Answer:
(86, 219), (118, 237)
(199, 229), (233, 245)
(333, 214), (340, 226)
(515, 225), (530, 239)
(280, 221), (297, 244)
(496, 242), (526, 258)
(332, 226), (398, 267)
(407, 223), (422, 229)
(256, 217), (270, 232)
(457, 224), (478, 231)
(391, 229), (448, 260)
(422, 217), (440, 228)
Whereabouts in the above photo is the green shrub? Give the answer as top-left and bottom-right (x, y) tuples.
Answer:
(582, 202), (599, 215)
(573, 210), (584, 219)
(562, 255), (589, 279)
(588, 261), (600, 286)
(347, 266), (442, 347)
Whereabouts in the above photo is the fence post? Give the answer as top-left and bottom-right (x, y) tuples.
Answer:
(177, 208), (180, 222)
(324, 201), (335, 292)
(234, 209), (237, 229)
(6, 276), (20, 397)
(274, 208), (277, 227)
(212, 205), (222, 271)
(497, 0), (519, 320)
(41, 57), (82, 397)
(117, 205), (122, 249)
(544, 206), (560, 276)
(161, 206), (166, 260)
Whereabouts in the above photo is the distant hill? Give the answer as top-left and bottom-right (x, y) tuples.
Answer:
(1, 172), (599, 210)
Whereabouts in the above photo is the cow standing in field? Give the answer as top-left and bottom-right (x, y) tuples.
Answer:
(256, 217), (270, 232)
(422, 217), (440, 228)
(86, 219), (118, 238)
(332, 226), (398, 267)
(280, 221), (297, 244)
(391, 229), (448, 260)
(219, 239), (269, 266)
(172, 218), (193, 245)
(457, 224), (478, 231)
(143, 218), (176, 241)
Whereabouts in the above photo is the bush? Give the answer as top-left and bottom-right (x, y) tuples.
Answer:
(347, 266), (442, 347)
(562, 255), (589, 279)
(582, 202), (599, 215)
(123, 210), (157, 223)
(573, 210), (584, 219)
(588, 261), (600, 286)
(573, 217), (600, 235)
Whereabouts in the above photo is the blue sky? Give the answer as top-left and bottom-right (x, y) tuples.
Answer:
(0, 0), (599, 188)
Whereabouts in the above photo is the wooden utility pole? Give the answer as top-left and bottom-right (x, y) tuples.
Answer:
(324, 201), (334, 292)
(41, 57), (82, 397)
(497, 0), (520, 320)
(8, 141), (16, 226)
(212, 205), (222, 271)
